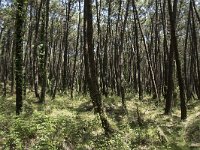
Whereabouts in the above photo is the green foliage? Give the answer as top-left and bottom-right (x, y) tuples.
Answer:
(0, 93), (199, 149)
(185, 113), (200, 144)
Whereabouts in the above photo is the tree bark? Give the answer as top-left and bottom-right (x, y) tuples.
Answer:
(84, 0), (113, 136)
(165, 0), (187, 119)
(15, 0), (26, 115)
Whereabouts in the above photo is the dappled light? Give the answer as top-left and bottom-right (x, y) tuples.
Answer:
(0, 0), (200, 149)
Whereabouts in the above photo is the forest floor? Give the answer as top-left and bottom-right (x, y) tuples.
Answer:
(0, 92), (200, 150)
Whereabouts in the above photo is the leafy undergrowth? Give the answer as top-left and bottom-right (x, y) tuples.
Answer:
(0, 92), (200, 150)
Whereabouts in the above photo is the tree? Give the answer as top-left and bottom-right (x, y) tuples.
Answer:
(32, 0), (43, 98)
(165, 0), (187, 120)
(39, 0), (50, 103)
(15, 0), (26, 115)
(84, 0), (113, 136)
(1, 0), (197, 120)
(62, 0), (71, 91)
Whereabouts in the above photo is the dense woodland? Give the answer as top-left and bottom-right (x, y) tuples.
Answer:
(0, 0), (200, 149)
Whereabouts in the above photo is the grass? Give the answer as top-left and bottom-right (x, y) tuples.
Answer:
(0, 91), (200, 149)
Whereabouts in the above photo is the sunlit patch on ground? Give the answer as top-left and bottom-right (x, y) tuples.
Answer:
(0, 93), (199, 149)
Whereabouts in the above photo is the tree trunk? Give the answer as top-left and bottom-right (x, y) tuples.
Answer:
(166, 0), (187, 119)
(15, 0), (26, 115)
(39, 0), (50, 103)
(84, 0), (113, 136)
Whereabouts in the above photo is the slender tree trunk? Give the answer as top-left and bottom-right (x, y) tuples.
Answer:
(39, 0), (50, 103)
(71, 0), (81, 99)
(132, 0), (158, 99)
(15, 0), (26, 115)
(133, 3), (142, 100)
(32, 0), (42, 98)
(63, 0), (71, 91)
(84, 0), (113, 136)
(165, 0), (187, 119)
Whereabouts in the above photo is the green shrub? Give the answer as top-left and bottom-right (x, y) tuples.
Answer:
(185, 115), (200, 144)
